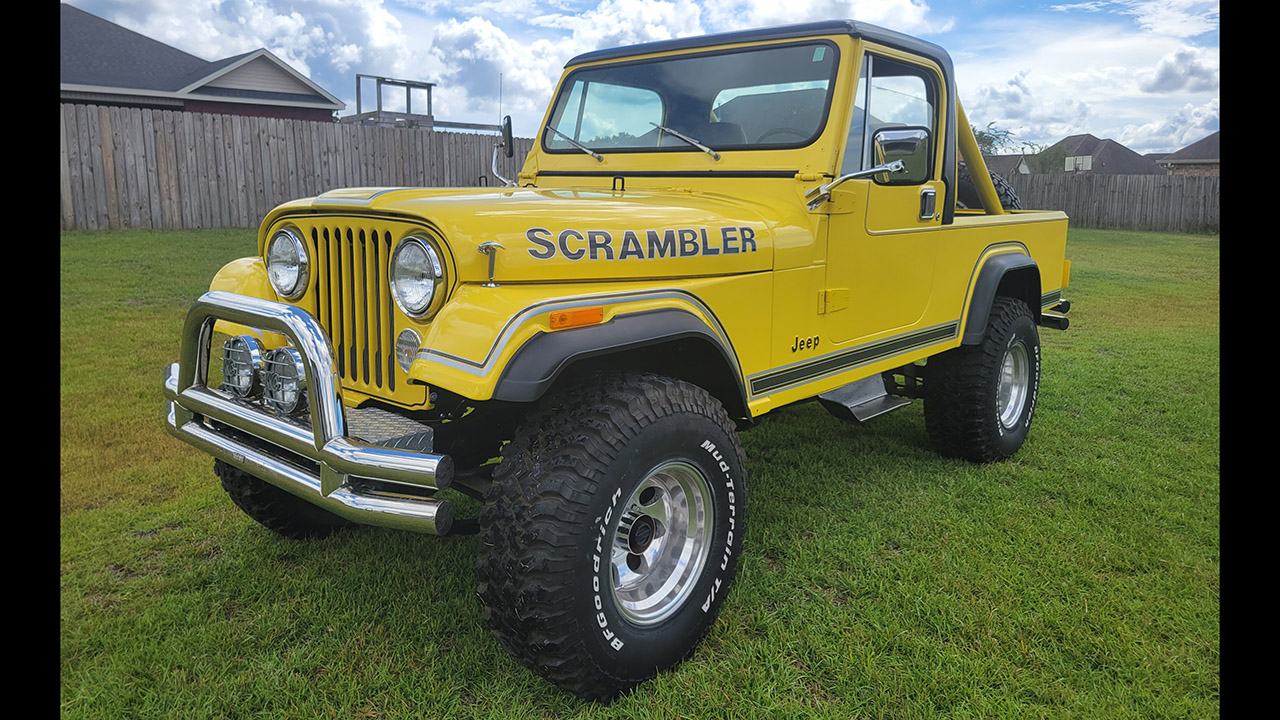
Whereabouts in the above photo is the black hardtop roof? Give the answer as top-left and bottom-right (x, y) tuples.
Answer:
(565, 20), (952, 71)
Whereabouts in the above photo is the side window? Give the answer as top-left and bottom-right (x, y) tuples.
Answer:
(842, 54), (936, 176)
(547, 80), (664, 148)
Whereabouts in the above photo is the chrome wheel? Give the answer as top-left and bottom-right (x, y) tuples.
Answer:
(997, 340), (1030, 429)
(610, 461), (714, 626)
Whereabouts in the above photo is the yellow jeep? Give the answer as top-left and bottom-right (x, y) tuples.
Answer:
(162, 20), (1071, 700)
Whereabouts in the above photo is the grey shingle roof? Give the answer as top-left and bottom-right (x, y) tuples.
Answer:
(61, 3), (209, 91)
(1044, 133), (1166, 174)
(61, 3), (342, 111)
(1163, 131), (1219, 162)
(982, 155), (1027, 177)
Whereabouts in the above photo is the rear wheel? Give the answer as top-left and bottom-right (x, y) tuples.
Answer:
(925, 297), (1040, 462)
(475, 372), (746, 701)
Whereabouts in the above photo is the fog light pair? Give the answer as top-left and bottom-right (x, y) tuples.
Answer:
(220, 336), (307, 415)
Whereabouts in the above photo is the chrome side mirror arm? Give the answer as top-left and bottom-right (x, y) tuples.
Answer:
(491, 142), (515, 187)
(805, 160), (906, 211)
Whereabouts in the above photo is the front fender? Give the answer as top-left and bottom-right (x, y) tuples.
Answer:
(208, 257), (288, 347)
(405, 283), (744, 406)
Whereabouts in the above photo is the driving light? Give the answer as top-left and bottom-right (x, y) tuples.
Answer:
(220, 335), (264, 397)
(262, 347), (307, 415)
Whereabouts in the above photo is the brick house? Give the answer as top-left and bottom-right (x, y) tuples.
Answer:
(1158, 132), (1219, 177)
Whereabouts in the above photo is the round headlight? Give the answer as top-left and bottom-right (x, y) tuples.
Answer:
(267, 228), (309, 300)
(220, 335), (264, 398)
(262, 347), (308, 415)
(390, 237), (444, 317)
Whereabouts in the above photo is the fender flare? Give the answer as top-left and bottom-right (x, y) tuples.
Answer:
(492, 308), (748, 415)
(962, 254), (1041, 345)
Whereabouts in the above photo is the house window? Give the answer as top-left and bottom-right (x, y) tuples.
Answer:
(1065, 155), (1092, 172)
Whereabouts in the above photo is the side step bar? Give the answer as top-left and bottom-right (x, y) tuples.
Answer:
(818, 375), (911, 423)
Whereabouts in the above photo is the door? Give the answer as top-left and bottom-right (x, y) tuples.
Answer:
(824, 52), (944, 345)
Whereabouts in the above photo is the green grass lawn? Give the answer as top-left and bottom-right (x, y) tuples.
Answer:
(60, 228), (1219, 719)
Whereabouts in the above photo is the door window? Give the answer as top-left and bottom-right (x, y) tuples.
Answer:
(842, 54), (937, 176)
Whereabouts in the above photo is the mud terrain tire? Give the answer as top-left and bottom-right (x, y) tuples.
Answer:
(215, 460), (351, 539)
(475, 373), (746, 701)
(925, 297), (1040, 462)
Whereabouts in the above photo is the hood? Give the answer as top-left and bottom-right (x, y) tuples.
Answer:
(303, 186), (775, 283)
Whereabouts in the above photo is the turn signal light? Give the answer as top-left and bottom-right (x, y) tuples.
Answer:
(549, 307), (604, 330)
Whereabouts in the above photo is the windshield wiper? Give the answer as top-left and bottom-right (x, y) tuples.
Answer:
(546, 126), (603, 162)
(650, 122), (721, 160)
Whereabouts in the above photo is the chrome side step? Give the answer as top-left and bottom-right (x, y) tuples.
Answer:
(818, 375), (912, 423)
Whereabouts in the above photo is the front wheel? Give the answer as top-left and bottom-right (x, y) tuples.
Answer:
(925, 297), (1041, 462)
(215, 460), (351, 538)
(475, 373), (746, 701)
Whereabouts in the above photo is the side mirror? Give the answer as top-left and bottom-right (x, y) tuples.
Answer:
(870, 127), (930, 185)
(501, 115), (514, 159)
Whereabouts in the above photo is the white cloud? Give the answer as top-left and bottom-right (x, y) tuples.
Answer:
(965, 71), (1093, 150)
(950, 10), (1218, 153)
(1139, 45), (1218, 93)
(1050, 1), (1219, 38)
(1121, 0), (1219, 37)
(700, 0), (951, 35)
(530, 0), (706, 53)
(1117, 97), (1218, 152)
(426, 16), (566, 125)
(71, 0), (1218, 153)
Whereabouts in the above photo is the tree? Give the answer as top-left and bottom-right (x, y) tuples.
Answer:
(1022, 141), (1068, 174)
(971, 121), (1017, 155)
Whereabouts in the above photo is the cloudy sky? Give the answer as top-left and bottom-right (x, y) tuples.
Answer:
(65, 0), (1219, 154)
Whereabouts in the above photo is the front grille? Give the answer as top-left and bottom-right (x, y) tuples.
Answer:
(309, 225), (397, 393)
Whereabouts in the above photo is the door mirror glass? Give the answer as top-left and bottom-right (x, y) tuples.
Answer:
(871, 127), (930, 185)
(501, 115), (514, 158)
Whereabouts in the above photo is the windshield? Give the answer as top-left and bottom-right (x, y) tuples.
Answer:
(543, 41), (840, 155)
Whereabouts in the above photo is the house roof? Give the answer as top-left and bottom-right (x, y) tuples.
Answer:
(60, 3), (343, 111)
(982, 154), (1027, 177)
(1044, 133), (1166, 174)
(1161, 131), (1219, 164)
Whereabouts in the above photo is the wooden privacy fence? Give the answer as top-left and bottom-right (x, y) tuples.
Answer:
(61, 103), (1220, 235)
(1006, 173), (1219, 234)
(59, 103), (535, 231)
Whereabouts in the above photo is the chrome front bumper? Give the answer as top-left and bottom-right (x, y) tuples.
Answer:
(162, 291), (455, 535)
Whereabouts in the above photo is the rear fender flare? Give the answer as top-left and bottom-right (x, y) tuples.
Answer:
(961, 254), (1041, 345)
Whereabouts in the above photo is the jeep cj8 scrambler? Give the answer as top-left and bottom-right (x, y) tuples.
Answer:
(162, 20), (1071, 700)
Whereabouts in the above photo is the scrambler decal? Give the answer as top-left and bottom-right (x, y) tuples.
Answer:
(527, 226), (758, 261)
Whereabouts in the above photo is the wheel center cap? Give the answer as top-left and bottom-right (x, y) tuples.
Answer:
(629, 516), (654, 553)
